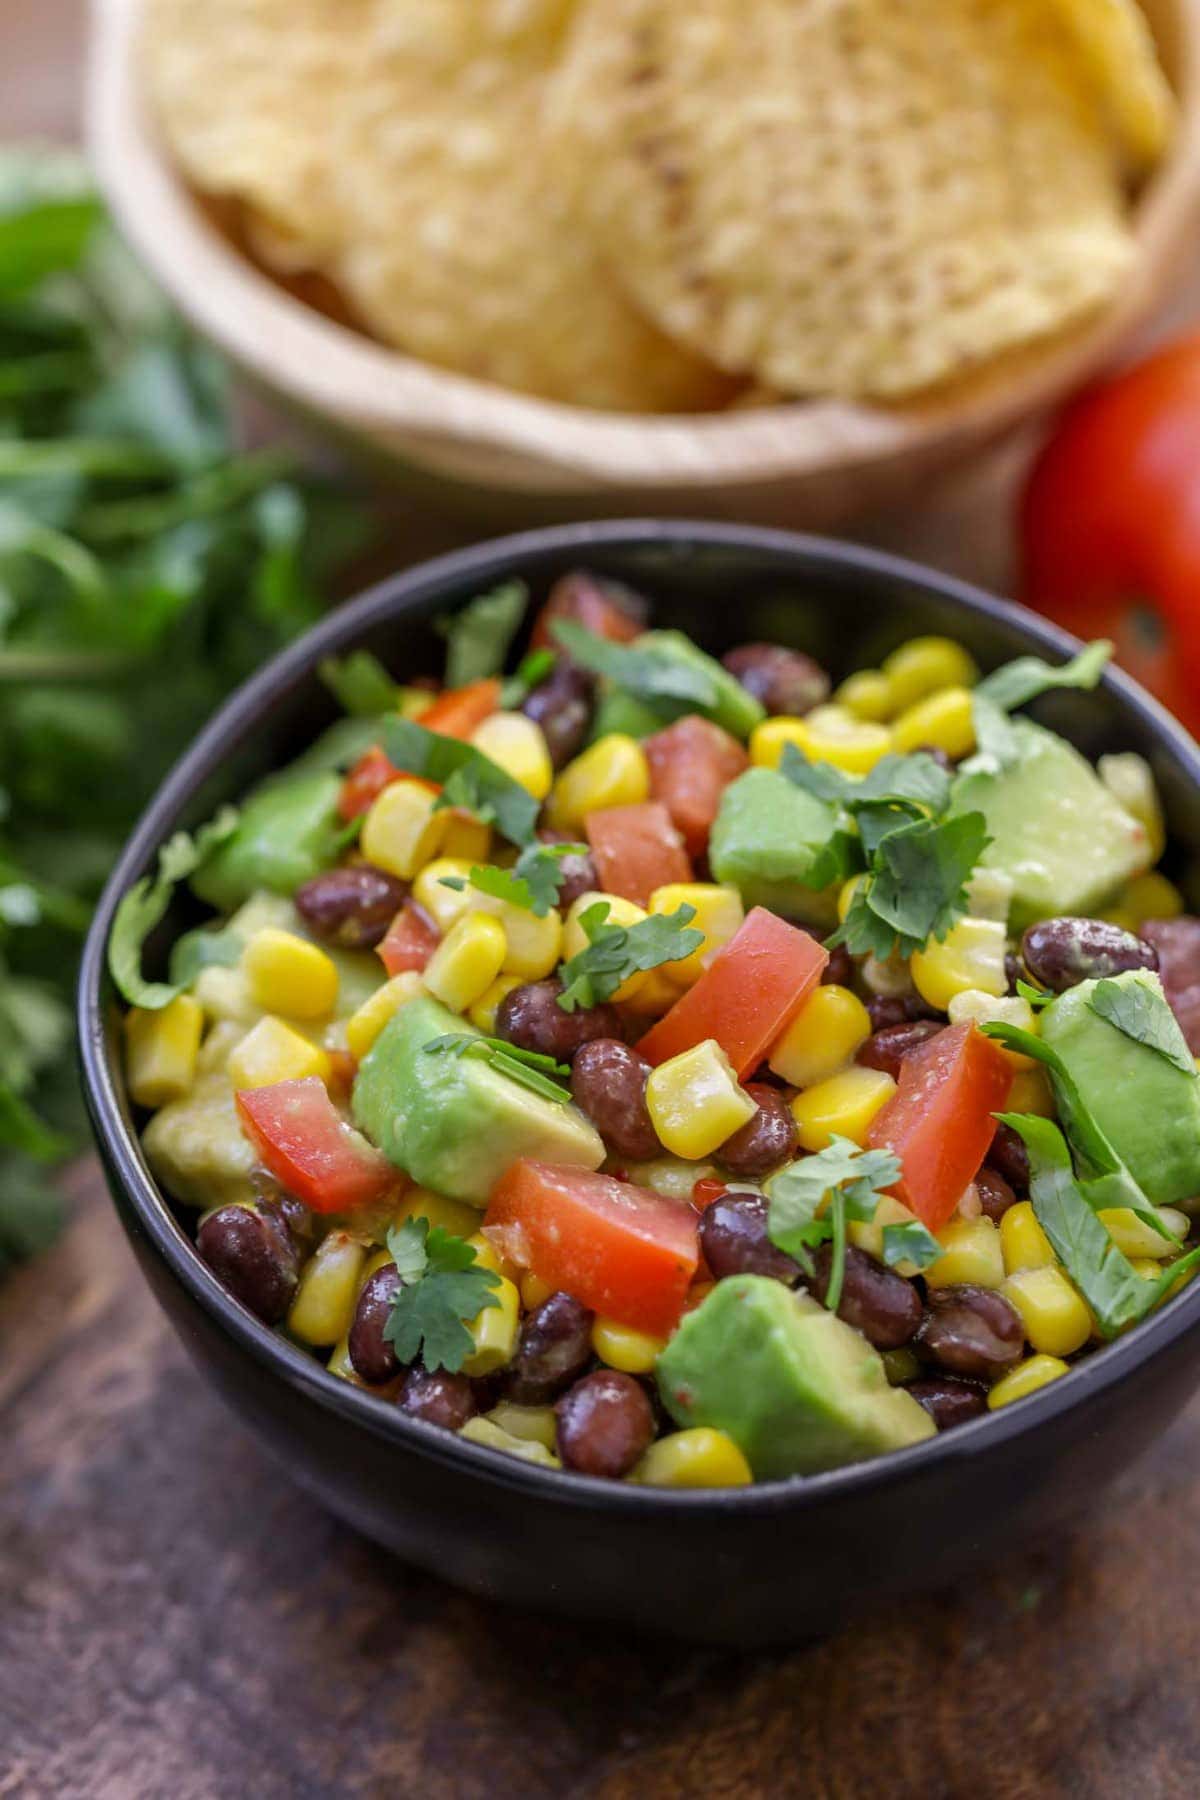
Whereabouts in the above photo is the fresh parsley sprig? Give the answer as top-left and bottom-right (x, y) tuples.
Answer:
(441, 582), (528, 688)
(439, 840), (587, 918)
(555, 900), (703, 1012)
(379, 716), (539, 847)
(107, 808), (239, 1009)
(383, 1217), (501, 1373)
(423, 1033), (573, 1104)
(830, 811), (991, 962)
(766, 1138), (907, 1311)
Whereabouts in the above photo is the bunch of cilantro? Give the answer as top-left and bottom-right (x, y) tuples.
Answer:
(0, 149), (368, 1272)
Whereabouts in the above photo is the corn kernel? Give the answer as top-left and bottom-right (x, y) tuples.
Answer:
(750, 709), (892, 776)
(622, 967), (685, 1017)
(1098, 752), (1166, 863)
(1002, 1265), (1092, 1357)
(1006, 1066), (1056, 1117)
(484, 1402), (558, 1451)
(361, 778), (447, 879)
(242, 928), (338, 1020)
(471, 711), (553, 800)
(396, 685), (434, 720)
(1000, 1201), (1055, 1274)
(911, 916), (1007, 1012)
(564, 891), (647, 1001)
(466, 1230), (516, 1284)
(790, 1065), (896, 1151)
(925, 1215), (1005, 1289)
(124, 995), (204, 1108)
(471, 894), (562, 982)
(462, 1273), (520, 1376)
(892, 686), (976, 759)
(228, 1014), (332, 1089)
(546, 734), (649, 834)
(397, 1186), (480, 1240)
(848, 1194), (918, 1264)
(1120, 871), (1185, 924)
(468, 973), (523, 1035)
(592, 1317), (667, 1374)
(326, 1335), (359, 1382)
(947, 991), (1038, 1067)
(645, 1038), (758, 1160)
(412, 857), (479, 933)
(649, 882), (744, 985)
(634, 1428), (752, 1489)
(987, 1353), (1070, 1410)
(459, 1416), (561, 1468)
(287, 1232), (367, 1345)
(345, 972), (423, 1062)
(836, 669), (895, 723)
(769, 984), (871, 1088)
(438, 810), (493, 864)
(358, 1245), (395, 1289)
(422, 911), (507, 1013)
(837, 875), (864, 923)
(520, 1269), (556, 1311)
(1099, 1205), (1189, 1260)
(882, 636), (979, 711)
(861, 952), (914, 1000)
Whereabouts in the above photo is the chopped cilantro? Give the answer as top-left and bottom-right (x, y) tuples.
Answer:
(441, 581), (528, 687)
(780, 746), (952, 818)
(1088, 977), (1197, 1077)
(382, 1217), (501, 1373)
(555, 900), (703, 1012)
(423, 1033), (573, 1104)
(766, 1137), (902, 1309)
(1015, 978), (1056, 1013)
(551, 618), (719, 713)
(107, 807), (239, 1009)
(975, 640), (1113, 713)
(440, 841), (588, 917)
(167, 924), (242, 988)
(880, 1219), (943, 1272)
(831, 811), (990, 961)
(379, 716), (539, 847)
(501, 648), (556, 708)
(318, 649), (397, 716)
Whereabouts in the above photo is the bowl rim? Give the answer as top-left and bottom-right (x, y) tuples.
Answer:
(79, 517), (1200, 1515)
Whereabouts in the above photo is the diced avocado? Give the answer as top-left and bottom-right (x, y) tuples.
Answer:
(709, 767), (840, 927)
(636, 630), (765, 740)
(952, 720), (1150, 928)
(142, 1068), (258, 1208)
(192, 772), (343, 911)
(657, 1276), (934, 1478)
(1041, 970), (1200, 1207)
(588, 687), (664, 744)
(351, 994), (604, 1205)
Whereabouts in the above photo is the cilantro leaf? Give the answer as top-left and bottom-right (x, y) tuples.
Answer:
(167, 924), (242, 988)
(555, 901), (703, 1012)
(975, 640), (1113, 713)
(443, 841), (589, 918)
(766, 1137), (902, 1301)
(423, 1033), (573, 1104)
(500, 648), (556, 709)
(383, 1217), (501, 1372)
(107, 806), (239, 1009)
(442, 582), (528, 688)
(318, 650), (397, 716)
(1088, 977), (1198, 1078)
(881, 1219), (943, 1272)
(551, 617), (719, 714)
(1015, 978), (1056, 1013)
(780, 746), (952, 818)
(831, 812), (990, 960)
(379, 716), (539, 847)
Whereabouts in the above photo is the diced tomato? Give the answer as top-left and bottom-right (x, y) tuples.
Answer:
(866, 1023), (1013, 1232)
(235, 1079), (397, 1214)
(484, 1160), (699, 1336)
(691, 1176), (728, 1212)
(339, 745), (402, 821)
(378, 901), (441, 976)
(636, 907), (827, 1079)
(644, 715), (748, 858)
(418, 677), (501, 739)
(585, 801), (693, 908)
(531, 571), (645, 650)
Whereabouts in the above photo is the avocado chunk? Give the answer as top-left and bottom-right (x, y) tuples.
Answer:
(351, 994), (605, 1205)
(656, 1275), (934, 1478)
(1041, 970), (1200, 1207)
(636, 630), (765, 740)
(143, 1068), (259, 1208)
(952, 720), (1149, 928)
(709, 767), (840, 926)
(192, 772), (343, 911)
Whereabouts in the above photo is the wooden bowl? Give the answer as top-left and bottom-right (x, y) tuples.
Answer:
(87, 0), (1200, 528)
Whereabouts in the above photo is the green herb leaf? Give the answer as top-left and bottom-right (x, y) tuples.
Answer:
(444, 841), (588, 918)
(555, 901), (703, 1012)
(1016, 978), (1056, 1013)
(107, 808), (239, 1009)
(975, 640), (1113, 713)
(500, 648), (556, 709)
(167, 925), (243, 989)
(319, 650), (397, 717)
(766, 1136), (902, 1295)
(831, 811), (990, 960)
(780, 746), (952, 818)
(1088, 977), (1198, 1077)
(379, 716), (539, 847)
(423, 1032), (573, 1103)
(881, 1219), (944, 1272)
(442, 582), (528, 688)
(383, 1217), (501, 1372)
(551, 618), (719, 714)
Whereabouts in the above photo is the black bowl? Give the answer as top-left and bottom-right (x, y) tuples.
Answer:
(79, 521), (1200, 1648)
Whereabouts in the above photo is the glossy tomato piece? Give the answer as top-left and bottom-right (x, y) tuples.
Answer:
(339, 745), (401, 822)
(530, 571), (645, 651)
(378, 901), (441, 976)
(484, 1160), (699, 1336)
(866, 1023), (1013, 1232)
(644, 715), (748, 858)
(236, 1078), (397, 1214)
(585, 801), (692, 908)
(418, 677), (501, 740)
(636, 907), (827, 1079)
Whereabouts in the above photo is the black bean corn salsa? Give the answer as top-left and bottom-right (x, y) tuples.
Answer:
(111, 572), (1200, 1488)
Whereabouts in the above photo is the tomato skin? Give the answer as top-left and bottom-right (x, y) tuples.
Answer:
(378, 901), (441, 976)
(235, 1078), (397, 1213)
(339, 745), (401, 822)
(484, 1159), (699, 1335)
(866, 1023), (1013, 1232)
(636, 906), (827, 1078)
(585, 801), (693, 908)
(1021, 334), (1200, 738)
(691, 1175), (728, 1212)
(418, 677), (501, 739)
(530, 571), (645, 651)
(644, 715), (749, 858)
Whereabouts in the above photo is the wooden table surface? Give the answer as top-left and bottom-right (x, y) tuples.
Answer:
(7, 6), (1200, 1795)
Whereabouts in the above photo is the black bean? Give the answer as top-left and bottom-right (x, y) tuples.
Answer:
(1022, 916), (1158, 993)
(988, 1123), (1030, 1195)
(721, 643), (831, 717)
(397, 1367), (477, 1431)
(522, 662), (593, 769)
(537, 829), (599, 909)
(197, 1203), (299, 1324)
(1141, 916), (1200, 993)
(857, 1019), (944, 1081)
(866, 993), (942, 1032)
(348, 1265), (402, 1384)
(555, 1371), (654, 1479)
(807, 1244), (922, 1349)
(571, 1040), (660, 1160)
(798, 923), (853, 988)
(906, 1376), (988, 1430)
(502, 1291), (595, 1404)
(496, 978), (621, 1063)
(718, 1084), (798, 1181)
(294, 864), (409, 949)
(916, 1285), (1025, 1382)
(699, 1191), (800, 1284)
(975, 1165), (1018, 1223)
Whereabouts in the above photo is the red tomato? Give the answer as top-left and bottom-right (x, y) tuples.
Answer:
(378, 901), (441, 976)
(866, 1023), (1013, 1232)
(636, 907), (827, 1079)
(644, 715), (749, 858)
(418, 677), (502, 740)
(235, 1079), (397, 1214)
(484, 1160), (699, 1335)
(1021, 334), (1200, 738)
(585, 801), (692, 907)
(339, 745), (401, 822)
(530, 571), (645, 650)
(691, 1176), (728, 1212)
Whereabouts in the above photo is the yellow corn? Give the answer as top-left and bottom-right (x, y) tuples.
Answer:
(466, 1230), (517, 1285)
(468, 973), (524, 1035)
(1006, 1065), (1056, 1118)
(926, 1215), (1005, 1289)
(622, 967), (686, 1017)
(790, 1065), (896, 1151)
(438, 810), (493, 865)
(750, 708), (892, 776)
(947, 991), (1038, 1067)
(345, 971), (423, 1062)
(484, 1402), (558, 1451)
(462, 1273), (520, 1376)
(227, 1015), (332, 1090)
(520, 1269), (556, 1311)
(287, 1232), (367, 1345)
(564, 891), (648, 1001)
(1116, 871), (1185, 925)
(1098, 752), (1167, 863)
(911, 916), (1007, 1012)
(987, 1353), (1070, 1410)
(634, 1428), (752, 1489)
(473, 893), (563, 982)
(358, 1245), (395, 1289)
(124, 995), (204, 1108)
(397, 1186), (481, 1240)
(326, 1336), (359, 1382)
(1000, 1201), (1055, 1274)
(242, 928), (338, 1020)
(882, 636), (979, 711)
(848, 1194), (919, 1265)
(1002, 1266), (1091, 1357)
(422, 911), (507, 1013)
(396, 685), (434, 720)
(459, 1416), (561, 1468)
(1132, 1257), (1163, 1280)
(768, 983), (871, 1088)
(361, 778), (447, 880)
(861, 952), (914, 1000)
(836, 669), (895, 723)
(546, 733), (649, 834)
(592, 1317), (667, 1374)
(891, 686), (976, 759)
(471, 711), (554, 800)
(412, 857), (479, 933)
(881, 1346), (921, 1385)
(1099, 1205), (1190, 1260)
(645, 1038), (758, 1160)
(649, 882), (744, 985)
